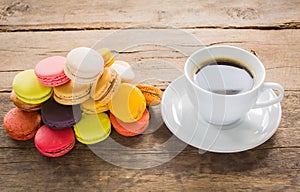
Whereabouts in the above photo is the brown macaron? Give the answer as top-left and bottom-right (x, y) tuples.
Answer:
(136, 84), (163, 106)
(10, 90), (41, 111)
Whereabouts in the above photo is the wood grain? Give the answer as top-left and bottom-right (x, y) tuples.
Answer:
(0, 29), (299, 92)
(0, 0), (299, 31)
(0, 91), (299, 191)
(0, 0), (299, 191)
(0, 146), (299, 191)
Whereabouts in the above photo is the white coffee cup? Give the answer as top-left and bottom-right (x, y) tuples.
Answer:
(184, 45), (284, 125)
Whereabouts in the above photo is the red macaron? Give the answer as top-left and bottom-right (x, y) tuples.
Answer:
(3, 107), (41, 141)
(110, 108), (150, 136)
(34, 125), (75, 158)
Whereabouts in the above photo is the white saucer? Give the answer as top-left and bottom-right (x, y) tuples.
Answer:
(161, 75), (282, 153)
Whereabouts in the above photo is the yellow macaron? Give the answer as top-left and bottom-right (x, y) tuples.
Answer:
(80, 98), (109, 114)
(108, 83), (146, 123)
(97, 48), (115, 67)
(90, 67), (120, 106)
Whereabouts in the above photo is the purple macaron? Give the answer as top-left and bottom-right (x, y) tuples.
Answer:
(41, 97), (82, 129)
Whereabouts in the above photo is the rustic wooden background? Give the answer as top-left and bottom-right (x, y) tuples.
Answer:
(0, 0), (299, 191)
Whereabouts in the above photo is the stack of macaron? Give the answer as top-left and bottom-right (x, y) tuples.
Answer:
(109, 83), (162, 136)
(3, 46), (163, 158)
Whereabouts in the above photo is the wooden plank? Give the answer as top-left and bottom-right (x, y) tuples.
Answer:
(0, 142), (299, 191)
(0, 147), (297, 191)
(0, 1), (298, 191)
(0, 89), (298, 147)
(0, 29), (299, 91)
(0, 142), (299, 189)
(0, 0), (299, 31)
(0, 87), (299, 191)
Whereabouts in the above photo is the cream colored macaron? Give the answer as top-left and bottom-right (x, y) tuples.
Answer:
(110, 60), (135, 83)
(64, 47), (104, 84)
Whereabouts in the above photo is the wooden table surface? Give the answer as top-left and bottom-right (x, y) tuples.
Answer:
(0, 0), (299, 191)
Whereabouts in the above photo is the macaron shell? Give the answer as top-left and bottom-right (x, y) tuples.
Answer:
(36, 140), (75, 158)
(53, 80), (91, 105)
(110, 108), (150, 136)
(97, 48), (115, 67)
(3, 108), (41, 140)
(98, 74), (120, 106)
(41, 97), (82, 129)
(12, 70), (53, 104)
(80, 98), (109, 114)
(10, 90), (41, 111)
(110, 60), (135, 83)
(74, 113), (111, 144)
(34, 56), (70, 87)
(34, 125), (75, 157)
(90, 67), (120, 105)
(136, 84), (163, 106)
(108, 83), (146, 123)
(38, 75), (70, 87)
(64, 47), (104, 84)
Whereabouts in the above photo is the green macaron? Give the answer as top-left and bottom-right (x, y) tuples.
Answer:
(12, 69), (53, 104)
(73, 113), (111, 144)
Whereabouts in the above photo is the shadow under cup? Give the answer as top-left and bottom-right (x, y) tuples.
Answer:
(184, 45), (269, 125)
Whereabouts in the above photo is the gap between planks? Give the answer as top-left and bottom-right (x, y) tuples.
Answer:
(0, 21), (299, 33)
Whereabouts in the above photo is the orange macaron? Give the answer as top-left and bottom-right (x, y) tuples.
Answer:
(136, 84), (163, 106)
(110, 108), (150, 136)
(3, 108), (41, 140)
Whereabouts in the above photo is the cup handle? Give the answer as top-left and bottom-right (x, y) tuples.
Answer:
(253, 82), (284, 109)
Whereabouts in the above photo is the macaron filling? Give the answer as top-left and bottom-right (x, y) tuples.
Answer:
(97, 73), (119, 102)
(14, 88), (53, 104)
(34, 126), (75, 157)
(54, 90), (90, 103)
(97, 48), (115, 67)
(65, 64), (101, 80)
(36, 140), (75, 156)
(10, 91), (42, 111)
(6, 127), (38, 139)
(142, 90), (161, 98)
(53, 83), (91, 105)
(81, 104), (109, 114)
(38, 75), (70, 86)
(75, 129), (111, 144)
(110, 108), (150, 136)
(105, 57), (115, 67)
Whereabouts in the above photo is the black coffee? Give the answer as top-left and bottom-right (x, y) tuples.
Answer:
(194, 58), (254, 95)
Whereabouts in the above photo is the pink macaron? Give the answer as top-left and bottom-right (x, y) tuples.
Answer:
(110, 108), (150, 136)
(34, 56), (70, 87)
(34, 125), (75, 158)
